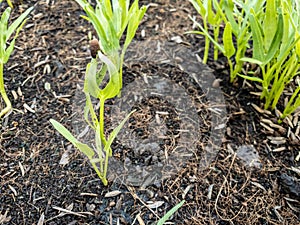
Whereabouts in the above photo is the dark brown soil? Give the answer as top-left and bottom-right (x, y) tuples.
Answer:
(0, 0), (299, 225)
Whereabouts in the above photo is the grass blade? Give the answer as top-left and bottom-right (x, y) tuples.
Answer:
(157, 200), (185, 225)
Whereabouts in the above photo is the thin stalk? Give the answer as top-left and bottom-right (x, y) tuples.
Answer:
(0, 62), (12, 118)
(203, 20), (209, 64)
(228, 59), (234, 82)
(213, 25), (220, 60)
(99, 96), (107, 150)
(91, 161), (107, 186)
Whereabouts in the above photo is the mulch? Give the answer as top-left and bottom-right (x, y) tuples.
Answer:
(0, 0), (299, 224)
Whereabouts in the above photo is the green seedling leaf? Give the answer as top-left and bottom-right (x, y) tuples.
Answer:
(223, 22), (235, 58)
(278, 1), (294, 60)
(84, 4), (110, 54)
(240, 57), (263, 66)
(103, 110), (136, 176)
(84, 59), (101, 98)
(157, 200), (185, 225)
(6, 6), (33, 41)
(84, 93), (98, 129)
(249, 9), (264, 61)
(4, 18), (28, 63)
(50, 119), (78, 145)
(0, 7), (11, 60)
(104, 110), (136, 152)
(263, 13), (284, 65)
(263, 0), (277, 50)
(188, 16), (225, 53)
(223, 0), (239, 34)
(98, 51), (120, 99)
(189, 0), (206, 17)
(238, 74), (263, 83)
(124, 3), (147, 51)
(206, 0), (216, 25)
(295, 32), (300, 57)
(75, 142), (95, 159)
(50, 119), (95, 160)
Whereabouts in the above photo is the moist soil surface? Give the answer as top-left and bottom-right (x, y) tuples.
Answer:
(0, 0), (299, 225)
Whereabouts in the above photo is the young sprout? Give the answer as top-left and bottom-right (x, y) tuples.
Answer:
(50, 0), (147, 186)
(0, 6), (33, 118)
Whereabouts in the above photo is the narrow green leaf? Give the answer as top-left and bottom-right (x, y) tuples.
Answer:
(188, 16), (225, 53)
(73, 0), (88, 9)
(124, 5), (147, 51)
(296, 32), (300, 57)
(98, 51), (120, 99)
(6, 6), (33, 41)
(240, 57), (263, 65)
(189, 0), (206, 17)
(84, 5), (110, 54)
(206, 0), (216, 25)
(3, 18), (28, 63)
(84, 93), (99, 128)
(157, 200), (185, 225)
(263, 0), (277, 50)
(6, 0), (13, 8)
(223, 0), (239, 34)
(0, 8), (11, 59)
(75, 142), (95, 159)
(50, 119), (78, 145)
(278, 1), (294, 60)
(223, 22), (235, 58)
(238, 74), (263, 83)
(249, 9), (264, 61)
(263, 13), (283, 65)
(103, 110), (136, 177)
(84, 59), (101, 98)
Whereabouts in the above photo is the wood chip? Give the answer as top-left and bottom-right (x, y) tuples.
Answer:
(11, 90), (18, 100)
(8, 185), (17, 196)
(271, 147), (286, 152)
(251, 103), (272, 115)
(182, 184), (193, 199)
(23, 103), (36, 113)
(267, 136), (286, 145)
(104, 190), (122, 198)
(52, 205), (91, 217)
(37, 213), (44, 225)
(207, 184), (214, 200)
(146, 201), (164, 209)
(296, 152), (300, 161)
(17, 87), (23, 96)
(251, 181), (267, 192)
(80, 193), (98, 197)
(18, 161), (25, 176)
(136, 213), (145, 225)
(260, 122), (274, 132)
(289, 167), (300, 176)
(43, 64), (51, 74)
(34, 56), (50, 68)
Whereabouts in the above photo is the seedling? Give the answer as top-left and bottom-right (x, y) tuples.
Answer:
(0, 6), (33, 118)
(190, 0), (300, 119)
(50, 0), (147, 186)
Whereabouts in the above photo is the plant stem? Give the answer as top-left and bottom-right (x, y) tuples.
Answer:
(0, 62), (12, 118)
(99, 96), (106, 147)
(203, 20), (209, 64)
